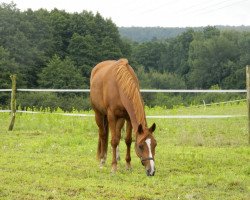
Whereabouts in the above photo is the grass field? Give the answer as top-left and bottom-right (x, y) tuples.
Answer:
(0, 103), (249, 199)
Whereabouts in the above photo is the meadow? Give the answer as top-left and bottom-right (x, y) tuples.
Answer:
(0, 102), (249, 200)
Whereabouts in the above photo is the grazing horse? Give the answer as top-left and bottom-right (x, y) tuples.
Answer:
(90, 58), (157, 176)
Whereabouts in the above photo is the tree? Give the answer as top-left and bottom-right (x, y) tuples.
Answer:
(68, 33), (98, 82)
(221, 31), (250, 88)
(49, 9), (71, 58)
(132, 41), (167, 72)
(38, 55), (86, 89)
(99, 36), (122, 60)
(187, 29), (239, 88)
(171, 29), (194, 76)
(203, 26), (220, 39)
(0, 46), (23, 106)
(0, 47), (20, 88)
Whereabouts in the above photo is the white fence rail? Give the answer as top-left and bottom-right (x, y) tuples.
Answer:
(0, 91), (246, 118)
(0, 88), (247, 93)
(0, 86), (247, 125)
(0, 87), (246, 120)
(0, 110), (246, 119)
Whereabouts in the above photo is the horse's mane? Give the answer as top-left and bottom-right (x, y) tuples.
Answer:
(114, 59), (146, 127)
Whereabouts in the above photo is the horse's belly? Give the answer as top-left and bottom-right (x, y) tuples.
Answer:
(114, 107), (129, 119)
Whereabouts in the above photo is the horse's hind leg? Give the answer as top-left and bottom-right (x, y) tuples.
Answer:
(94, 110), (109, 167)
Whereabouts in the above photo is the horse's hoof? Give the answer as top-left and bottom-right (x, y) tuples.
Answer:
(111, 169), (117, 176)
(116, 156), (120, 161)
(100, 158), (106, 164)
(126, 164), (132, 171)
(111, 164), (117, 173)
(100, 159), (106, 168)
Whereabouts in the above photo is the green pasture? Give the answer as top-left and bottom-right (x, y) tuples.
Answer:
(0, 103), (249, 199)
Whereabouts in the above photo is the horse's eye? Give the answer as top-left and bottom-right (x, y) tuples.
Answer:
(139, 144), (143, 150)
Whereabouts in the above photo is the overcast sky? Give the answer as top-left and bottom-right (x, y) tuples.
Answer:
(1, 0), (250, 27)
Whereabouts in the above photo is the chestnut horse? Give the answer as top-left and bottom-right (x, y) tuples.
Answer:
(90, 58), (157, 176)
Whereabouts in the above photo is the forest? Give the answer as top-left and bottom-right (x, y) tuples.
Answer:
(0, 2), (249, 110)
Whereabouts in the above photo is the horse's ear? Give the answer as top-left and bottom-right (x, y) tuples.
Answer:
(137, 124), (143, 134)
(149, 123), (156, 133)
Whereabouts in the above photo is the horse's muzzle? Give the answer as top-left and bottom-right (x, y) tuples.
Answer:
(146, 169), (155, 176)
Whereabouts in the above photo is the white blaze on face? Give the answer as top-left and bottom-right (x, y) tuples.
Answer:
(145, 138), (155, 175)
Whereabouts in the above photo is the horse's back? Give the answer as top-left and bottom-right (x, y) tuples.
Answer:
(90, 59), (129, 81)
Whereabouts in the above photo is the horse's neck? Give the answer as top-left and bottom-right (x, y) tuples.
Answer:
(123, 97), (147, 132)
(130, 114), (147, 133)
(115, 63), (147, 132)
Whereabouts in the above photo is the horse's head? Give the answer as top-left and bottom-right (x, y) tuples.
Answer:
(135, 123), (157, 176)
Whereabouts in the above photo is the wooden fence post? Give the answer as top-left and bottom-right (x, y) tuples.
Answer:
(246, 66), (250, 144)
(8, 75), (17, 131)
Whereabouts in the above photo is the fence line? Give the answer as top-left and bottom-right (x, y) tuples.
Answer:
(0, 89), (12, 92)
(1, 66), (249, 143)
(189, 99), (246, 108)
(0, 88), (247, 120)
(141, 89), (246, 93)
(0, 110), (246, 119)
(18, 89), (90, 92)
(0, 88), (247, 93)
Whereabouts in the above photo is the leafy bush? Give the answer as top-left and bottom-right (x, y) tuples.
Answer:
(17, 92), (91, 111)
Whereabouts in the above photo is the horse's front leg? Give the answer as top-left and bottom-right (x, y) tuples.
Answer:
(108, 111), (119, 172)
(125, 120), (132, 170)
(108, 113), (124, 173)
(116, 118), (125, 162)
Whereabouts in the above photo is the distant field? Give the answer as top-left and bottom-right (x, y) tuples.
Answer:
(0, 103), (249, 199)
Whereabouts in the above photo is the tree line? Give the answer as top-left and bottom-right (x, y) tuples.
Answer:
(119, 26), (250, 43)
(0, 2), (249, 110)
